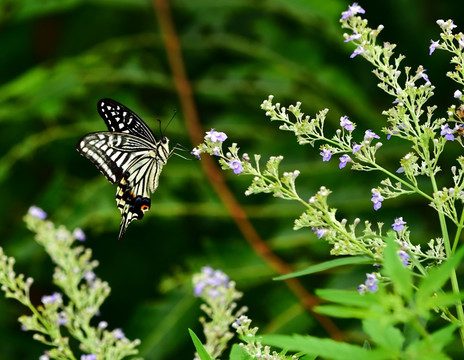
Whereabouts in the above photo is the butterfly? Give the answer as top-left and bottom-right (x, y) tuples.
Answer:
(77, 98), (174, 241)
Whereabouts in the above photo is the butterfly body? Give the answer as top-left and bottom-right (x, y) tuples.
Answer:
(77, 99), (172, 241)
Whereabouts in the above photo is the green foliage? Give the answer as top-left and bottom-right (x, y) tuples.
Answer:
(0, 212), (140, 359)
(1, 0), (464, 359)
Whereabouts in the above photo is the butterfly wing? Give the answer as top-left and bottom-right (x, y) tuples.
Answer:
(116, 152), (167, 241)
(76, 132), (155, 184)
(98, 98), (158, 143)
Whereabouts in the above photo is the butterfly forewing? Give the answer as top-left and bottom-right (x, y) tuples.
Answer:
(77, 99), (173, 241)
(98, 98), (158, 143)
(77, 132), (157, 184)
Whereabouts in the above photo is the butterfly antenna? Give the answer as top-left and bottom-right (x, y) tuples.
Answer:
(157, 118), (162, 136)
(163, 108), (177, 134)
(169, 143), (199, 160)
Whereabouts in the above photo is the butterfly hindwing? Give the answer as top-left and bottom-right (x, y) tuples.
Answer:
(116, 180), (151, 242)
(98, 98), (157, 143)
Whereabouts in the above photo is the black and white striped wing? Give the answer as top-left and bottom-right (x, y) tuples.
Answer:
(98, 98), (157, 143)
(76, 132), (156, 184)
(77, 98), (173, 242)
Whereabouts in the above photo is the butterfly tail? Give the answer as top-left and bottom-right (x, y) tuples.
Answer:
(118, 210), (131, 242)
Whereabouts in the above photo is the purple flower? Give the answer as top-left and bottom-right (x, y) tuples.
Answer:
(440, 19), (457, 31)
(358, 272), (378, 294)
(350, 45), (364, 58)
(441, 124), (455, 141)
(418, 69), (430, 83)
(392, 217), (406, 232)
(205, 129), (227, 143)
(28, 205), (47, 220)
(73, 228), (86, 242)
(57, 311), (69, 326)
(81, 355), (97, 360)
(312, 227), (327, 239)
(364, 129), (380, 140)
(339, 154), (351, 169)
(344, 32), (361, 43)
(193, 266), (230, 298)
(459, 38), (464, 49)
(429, 40), (440, 55)
(320, 148), (332, 162)
(398, 249), (410, 266)
(193, 281), (206, 297)
(340, 116), (355, 131)
(352, 143), (362, 153)
(113, 328), (126, 339)
(341, 2), (365, 20)
(228, 159), (243, 174)
(84, 271), (96, 283)
(41, 292), (63, 305)
(365, 273), (378, 292)
(371, 189), (384, 211)
(191, 147), (202, 160)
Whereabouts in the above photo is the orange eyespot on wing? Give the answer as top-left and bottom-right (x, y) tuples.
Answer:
(141, 204), (150, 211)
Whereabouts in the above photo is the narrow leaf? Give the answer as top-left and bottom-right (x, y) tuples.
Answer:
(316, 289), (378, 307)
(189, 329), (213, 360)
(274, 256), (371, 280)
(261, 334), (391, 360)
(315, 305), (377, 319)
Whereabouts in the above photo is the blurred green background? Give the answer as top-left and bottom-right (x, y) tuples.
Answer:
(0, 0), (462, 358)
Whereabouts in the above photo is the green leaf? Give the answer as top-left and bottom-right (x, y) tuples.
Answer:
(260, 334), (391, 360)
(316, 289), (378, 307)
(363, 318), (404, 353)
(274, 256), (372, 280)
(189, 329), (213, 360)
(314, 305), (377, 319)
(382, 234), (412, 300)
(404, 324), (457, 360)
(229, 344), (253, 360)
(416, 247), (464, 312)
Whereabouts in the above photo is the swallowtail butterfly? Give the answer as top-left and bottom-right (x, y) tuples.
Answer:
(77, 99), (174, 241)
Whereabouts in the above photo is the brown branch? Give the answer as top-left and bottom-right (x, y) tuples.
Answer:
(152, 0), (344, 341)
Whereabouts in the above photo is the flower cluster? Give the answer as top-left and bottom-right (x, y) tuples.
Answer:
(0, 207), (140, 360)
(192, 266), (247, 360)
(193, 266), (231, 298)
(191, 129), (246, 174)
(232, 315), (299, 359)
(193, 268), (299, 360)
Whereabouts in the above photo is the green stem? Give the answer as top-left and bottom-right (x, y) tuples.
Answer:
(426, 156), (464, 346)
(452, 207), (464, 253)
